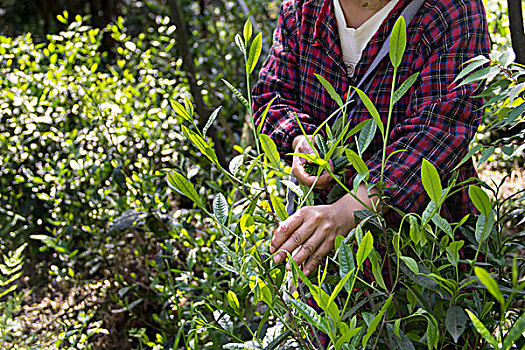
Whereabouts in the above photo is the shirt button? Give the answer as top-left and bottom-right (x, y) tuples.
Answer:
(347, 64), (355, 76)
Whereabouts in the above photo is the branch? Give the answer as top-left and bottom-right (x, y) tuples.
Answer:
(167, 0), (227, 166)
(507, 0), (525, 65)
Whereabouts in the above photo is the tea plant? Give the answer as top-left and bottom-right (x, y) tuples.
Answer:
(167, 18), (524, 349)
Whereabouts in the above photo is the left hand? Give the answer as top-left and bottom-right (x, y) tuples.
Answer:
(270, 185), (376, 275)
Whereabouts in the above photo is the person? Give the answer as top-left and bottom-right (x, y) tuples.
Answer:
(252, 0), (491, 277)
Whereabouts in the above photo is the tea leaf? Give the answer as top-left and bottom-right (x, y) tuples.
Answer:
(421, 159), (442, 204)
(270, 192), (288, 221)
(345, 149), (369, 174)
(389, 16), (407, 69)
(222, 79), (250, 109)
(386, 323), (415, 350)
(213, 193), (228, 225)
(256, 96), (278, 134)
(339, 242), (355, 292)
(400, 256), (419, 274)
(475, 267), (504, 306)
(454, 56), (490, 83)
(260, 134), (281, 169)
(228, 155), (244, 175)
(227, 290), (240, 314)
(170, 100), (192, 122)
(356, 231), (373, 269)
(167, 171), (202, 208)
(465, 309), (499, 348)
(281, 179), (304, 198)
(502, 311), (525, 350)
(315, 74), (343, 107)
(239, 213), (255, 233)
(247, 32), (262, 74)
(445, 305), (468, 343)
(203, 106), (221, 137)
(357, 119), (377, 154)
(453, 144), (483, 171)
(243, 20), (252, 46)
(393, 72), (419, 104)
(362, 295), (393, 349)
(468, 185), (491, 217)
(288, 299), (328, 334)
(352, 87), (384, 138)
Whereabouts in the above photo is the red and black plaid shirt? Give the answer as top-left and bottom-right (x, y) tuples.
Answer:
(253, 0), (491, 220)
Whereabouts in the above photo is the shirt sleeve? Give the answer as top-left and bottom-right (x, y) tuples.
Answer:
(252, 1), (319, 163)
(365, 2), (490, 215)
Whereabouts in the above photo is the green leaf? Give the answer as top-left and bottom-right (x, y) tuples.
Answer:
(247, 32), (262, 74)
(243, 20), (252, 46)
(465, 309), (499, 348)
(505, 102), (525, 125)
(453, 144), (483, 171)
(456, 66), (499, 88)
(357, 119), (377, 155)
(477, 146), (495, 168)
(234, 33), (245, 54)
(339, 242), (356, 292)
(426, 316), (439, 350)
(335, 327), (362, 350)
(256, 96), (278, 134)
(445, 241), (464, 267)
(289, 299), (328, 334)
(432, 214), (453, 238)
(222, 79), (250, 110)
(182, 125), (219, 165)
(315, 74), (343, 107)
(227, 290), (240, 314)
(352, 87), (384, 138)
(260, 134), (281, 169)
(167, 171), (202, 208)
(212, 193), (228, 225)
(421, 159), (442, 204)
(400, 256), (419, 274)
(288, 153), (329, 169)
(270, 192), (288, 221)
(386, 323), (415, 350)
(228, 155), (244, 175)
(445, 305), (468, 343)
(281, 179), (304, 198)
(203, 106), (221, 136)
(240, 213), (255, 234)
(389, 16), (407, 68)
(356, 231), (373, 269)
(468, 185), (491, 217)
(454, 56), (490, 83)
(362, 295), (393, 349)
(409, 216), (421, 244)
(475, 267), (504, 306)
(345, 149), (369, 174)
(502, 311), (525, 350)
(170, 100), (192, 122)
(393, 72), (419, 104)
(475, 213), (494, 243)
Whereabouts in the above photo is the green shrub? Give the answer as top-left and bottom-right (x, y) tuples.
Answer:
(166, 20), (525, 349)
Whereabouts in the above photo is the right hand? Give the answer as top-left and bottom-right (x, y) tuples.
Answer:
(291, 135), (334, 189)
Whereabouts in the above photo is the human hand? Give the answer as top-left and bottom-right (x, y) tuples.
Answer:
(270, 185), (375, 275)
(291, 135), (334, 189)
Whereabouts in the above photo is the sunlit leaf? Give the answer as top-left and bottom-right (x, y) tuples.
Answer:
(421, 159), (442, 204)
(315, 74), (343, 107)
(389, 16), (407, 68)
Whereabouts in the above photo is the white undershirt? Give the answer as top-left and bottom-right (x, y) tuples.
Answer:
(333, 0), (400, 76)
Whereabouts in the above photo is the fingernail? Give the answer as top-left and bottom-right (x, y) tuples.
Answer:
(304, 269), (311, 276)
(285, 262), (290, 270)
(274, 254), (282, 264)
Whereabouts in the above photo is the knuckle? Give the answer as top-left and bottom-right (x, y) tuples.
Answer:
(302, 242), (314, 254)
(310, 254), (323, 263)
(291, 232), (303, 245)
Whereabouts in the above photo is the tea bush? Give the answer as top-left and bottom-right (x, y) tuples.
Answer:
(166, 20), (525, 349)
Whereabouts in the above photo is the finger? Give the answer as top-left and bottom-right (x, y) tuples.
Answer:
(292, 158), (316, 187)
(285, 227), (326, 270)
(315, 172), (334, 189)
(275, 220), (316, 264)
(271, 210), (305, 255)
(303, 238), (335, 276)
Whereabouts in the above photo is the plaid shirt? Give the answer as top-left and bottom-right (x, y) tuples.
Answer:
(253, 0), (490, 220)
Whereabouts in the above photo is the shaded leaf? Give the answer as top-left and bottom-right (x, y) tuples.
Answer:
(445, 305), (468, 343)
(213, 193), (228, 225)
